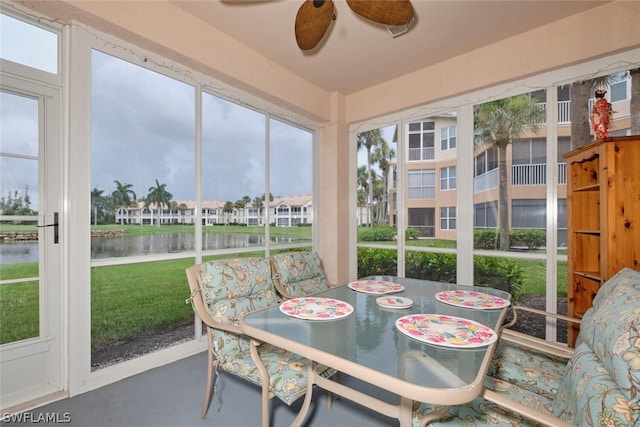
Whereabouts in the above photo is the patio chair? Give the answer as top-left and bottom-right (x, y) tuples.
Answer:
(270, 251), (341, 408)
(270, 251), (330, 299)
(185, 257), (328, 427)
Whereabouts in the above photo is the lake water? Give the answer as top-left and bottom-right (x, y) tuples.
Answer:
(0, 233), (308, 264)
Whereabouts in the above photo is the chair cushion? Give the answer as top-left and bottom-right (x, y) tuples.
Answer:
(488, 340), (569, 399)
(271, 251), (328, 297)
(199, 258), (277, 355)
(413, 376), (552, 426)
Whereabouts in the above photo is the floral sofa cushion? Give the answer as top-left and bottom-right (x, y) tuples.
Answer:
(413, 376), (552, 427)
(552, 267), (640, 426)
(488, 340), (569, 400)
(271, 251), (329, 298)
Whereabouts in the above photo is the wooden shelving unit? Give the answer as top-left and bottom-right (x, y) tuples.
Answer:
(564, 135), (640, 346)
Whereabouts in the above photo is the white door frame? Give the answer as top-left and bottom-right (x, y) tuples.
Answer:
(0, 71), (66, 412)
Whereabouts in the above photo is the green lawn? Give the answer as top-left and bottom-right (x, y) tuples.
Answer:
(1, 228), (566, 347)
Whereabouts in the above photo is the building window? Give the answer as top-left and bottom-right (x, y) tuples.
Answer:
(474, 201), (497, 228)
(408, 169), (436, 199)
(440, 206), (456, 230)
(474, 145), (498, 177)
(609, 72), (628, 103)
(440, 166), (456, 190)
(512, 199), (546, 228)
(408, 121), (435, 161)
(408, 208), (435, 237)
(440, 125), (456, 150)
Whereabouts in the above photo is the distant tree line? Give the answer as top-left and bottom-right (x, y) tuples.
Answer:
(0, 187), (35, 217)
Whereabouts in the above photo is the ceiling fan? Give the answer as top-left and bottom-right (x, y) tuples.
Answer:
(295, 0), (415, 50)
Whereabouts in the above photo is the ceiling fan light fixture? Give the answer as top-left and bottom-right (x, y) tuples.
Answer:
(386, 18), (413, 38)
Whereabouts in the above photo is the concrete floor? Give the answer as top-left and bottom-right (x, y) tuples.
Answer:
(10, 351), (399, 426)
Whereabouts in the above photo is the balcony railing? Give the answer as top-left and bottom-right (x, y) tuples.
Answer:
(474, 168), (498, 193)
(408, 147), (435, 161)
(408, 187), (436, 199)
(536, 99), (596, 125)
(511, 163), (567, 186)
(473, 163), (567, 192)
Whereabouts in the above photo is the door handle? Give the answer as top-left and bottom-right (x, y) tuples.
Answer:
(38, 212), (59, 244)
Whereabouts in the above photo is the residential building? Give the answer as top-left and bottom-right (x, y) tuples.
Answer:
(387, 78), (633, 247)
(114, 195), (313, 227)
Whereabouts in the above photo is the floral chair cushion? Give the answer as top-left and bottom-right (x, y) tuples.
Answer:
(214, 341), (310, 405)
(488, 340), (569, 399)
(271, 251), (329, 298)
(413, 376), (552, 427)
(199, 257), (277, 356)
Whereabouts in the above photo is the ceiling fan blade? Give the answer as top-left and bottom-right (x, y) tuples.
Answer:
(346, 0), (414, 26)
(295, 0), (335, 50)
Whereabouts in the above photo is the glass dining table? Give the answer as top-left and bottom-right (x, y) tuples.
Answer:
(240, 276), (511, 427)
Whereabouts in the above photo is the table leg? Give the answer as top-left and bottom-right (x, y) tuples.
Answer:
(399, 396), (413, 427)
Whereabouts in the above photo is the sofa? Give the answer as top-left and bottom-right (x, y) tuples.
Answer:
(413, 267), (640, 427)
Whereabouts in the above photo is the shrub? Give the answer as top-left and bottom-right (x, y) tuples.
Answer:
(405, 252), (457, 283)
(405, 227), (421, 240)
(357, 247), (397, 276)
(357, 247), (524, 301)
(474, 256), (524, 301)
(358, 225), (396, 241)
(474, 229), (498, 249)
(510, 228), (545, 250)
(474, 228), (546, 251)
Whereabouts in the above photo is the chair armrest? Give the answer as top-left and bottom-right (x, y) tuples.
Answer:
(501, 305), (580, 359)
(504, 305), (581, 329)
(483, 389), (576, 427)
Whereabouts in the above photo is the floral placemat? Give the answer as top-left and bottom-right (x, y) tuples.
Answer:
(348, 280), (404, 294)
(279, 297), (354, 320)
(395, 314), (498, 348)
(435, 290), (510, 310)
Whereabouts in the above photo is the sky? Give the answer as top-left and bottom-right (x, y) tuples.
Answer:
(1, 13), (395, 213)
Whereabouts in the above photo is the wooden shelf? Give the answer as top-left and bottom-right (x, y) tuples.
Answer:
(574, 230), (600, 235)
(563, 135), (640, 347)
(574, 184), (600, 192)
(573, 270), (602, 281)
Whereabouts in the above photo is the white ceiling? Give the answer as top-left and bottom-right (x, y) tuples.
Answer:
(173, 0), (607, 94)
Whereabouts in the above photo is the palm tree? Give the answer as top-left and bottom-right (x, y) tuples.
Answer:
(111, 180), (136, 225)
(357, 129), (385, 227)
(474, 95), (545, 251)
(91, 187), (104, 226)
(145, 179), (172, 228)
(356, 165), (369, 226)
(178, 202), (188, 224)
(570, 76), (612, 147)
(372, 140), (395, 225)
(223, 201), (234, 224)
(169, 201), (179, 224)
